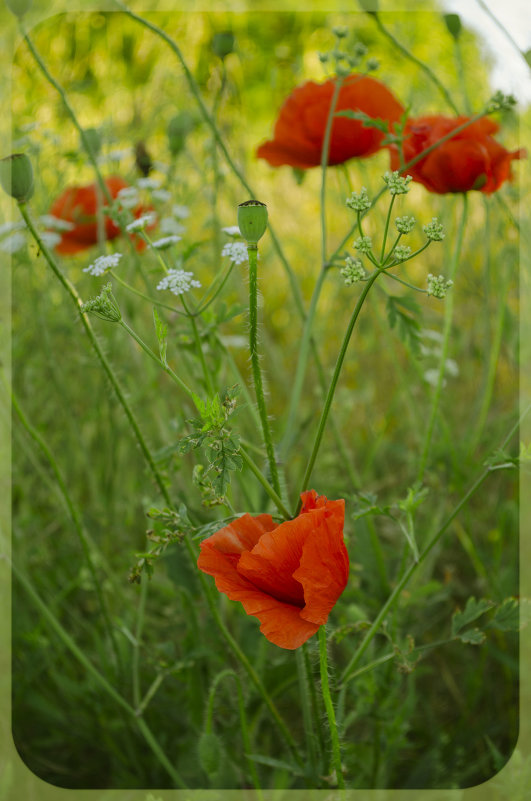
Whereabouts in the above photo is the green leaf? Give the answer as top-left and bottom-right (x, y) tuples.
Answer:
(451, 597), (495, 637)
(335, 109), (389, 133)
(245, 753), (305, 777)
(443, 13), (462, 40)
(457, 628), (486, 645)
(153, 307), (168, 366)
(487, 597), (531, 632)
(386, 295), (422, 356)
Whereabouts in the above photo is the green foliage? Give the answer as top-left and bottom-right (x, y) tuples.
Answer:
(386, 294), (422, 355)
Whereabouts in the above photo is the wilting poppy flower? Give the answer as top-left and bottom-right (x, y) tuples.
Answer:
(390, 115), (524, 194)
(256, 74), (405, 169)
(197, 490), (349, 649)
(49, 175), (154, 254)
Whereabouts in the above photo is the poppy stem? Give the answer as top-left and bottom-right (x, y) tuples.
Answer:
(297, 268), (384, 510)
(318, 626), (345, 789)
(247, 246), (282, 498)
(239, 447), (291, 520)
(320, 78), (344, 264)
(417, 194), (468, 482)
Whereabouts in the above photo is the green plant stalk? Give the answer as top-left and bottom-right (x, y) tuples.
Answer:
(297, 268), (384, 510)
(181, 295), (215, 396)
(474, 0), (531, 67)
(368, 11), (460, 114)
(132, 577), (148, 708)
(18, 202), (172, 506)
(380, 195), (396, 262)
(417, 194), (468, 482)
(205, 668), (263, 794)
(318, 626), (345, 789)
(248, 246), (281, 497)
(10, 558), (187, 788)
(11, 389), (122, 674)
(321, 77), (344, 263)
(239, 446), (291, 519)
(186, 537), (303, 767)
(110, 270), (185, 315)
(296, 647), (319, 779)
(339, 401), (527, 686)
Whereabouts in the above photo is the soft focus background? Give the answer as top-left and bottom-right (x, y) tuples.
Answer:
(6, 0), (528, 791)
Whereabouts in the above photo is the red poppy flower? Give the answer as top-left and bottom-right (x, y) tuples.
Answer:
(49, 175), (154, 254)
(197, 490), (349, 649)
(256, 74), (405, 169)
(390, 115), (524, 194)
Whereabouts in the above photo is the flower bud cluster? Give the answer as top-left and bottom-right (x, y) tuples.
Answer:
(486, 91), (517, 114)
(346, 187), (371, 212)
(341, 256), (366, 285)
(353, 235), (372, 254)
(395, 215), (416, 234)
(81, 283), (122, 322)
(423, 217), (445, 242)
(427, 274), (453, 299)
(383, 171), (412, 195)
(393, 244), (412, 262)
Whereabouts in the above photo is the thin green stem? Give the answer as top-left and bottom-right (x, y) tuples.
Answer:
(474, 0), (531, 69)
(296, 647), (319, 780)
(239, 447), (291, 520)
(318, 626), (344, 789)
(297, 269), (384, 510)
(321, 78), (344, 264)
(132, 578), (148, 708)
(417, 195), (467, 482)
(368, 11), (460, 114)
(10, 558), (186, 788)
(380, 195), (396, 262)
(110, 270), (185, 315)
(248, 246), (281, 496)
(18, 202), (172, 507)
(340, 402), (527, 686)
(181, 296), (214, 395)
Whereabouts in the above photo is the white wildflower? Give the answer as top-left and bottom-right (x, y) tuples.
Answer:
(117, 187), (140, 209)
(222, 226), (241, 237)
(152, 189), (171, 203)
(0, 220), (25, 237)
(221, 241), (248, 265)
(0, 232), (26, 253)
(157, 269), (201, 296)
(172, 205), (189, 219)
(107, 148), (130, 162)
(125, 213), (156, 233)
(151, 235), (181, 250)
(40, 232), (62, 249)
(160, 216), (185, 235)
(39, 214), (75, 232)
(83, 252), (123, 276)
(137, 177), (161, 190)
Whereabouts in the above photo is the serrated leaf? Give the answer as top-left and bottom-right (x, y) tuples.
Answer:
(335, 110), (389, 133)
(386, 295), (422, 356)
(487, 597), (530, 632)
(153, 307), (168, 366)
(457, 628), (486, 645)
(451, 597), (495, 637)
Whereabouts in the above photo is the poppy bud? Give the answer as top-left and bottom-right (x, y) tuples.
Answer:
(6, 0), (32, 17)
(443, 13), (462, 41)
(82, 127), (101, 159)
(212, 31), (235, 60)
(237, 200), (268, 247)
(135, 141), (153, 177)
(167, 111), (196, 156)
(0, 153), (34, 203)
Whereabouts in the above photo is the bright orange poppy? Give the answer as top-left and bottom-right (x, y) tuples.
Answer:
(390, 115), (524, 194)
(256, 75), (405, 169)
(197, 490), (349, 649)
(49, 175), (153, 254)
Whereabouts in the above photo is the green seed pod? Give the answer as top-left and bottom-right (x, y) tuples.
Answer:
(82, 127), (101, 159)
(0, 153), (34, 203)
(212, 31), (235, 60)
(198, 732), (222, 776)
(443, 13), (462, 41)
(237, 200), (268, 247)
(6, 0), (32, 17)
(167, 111), (196, 156)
